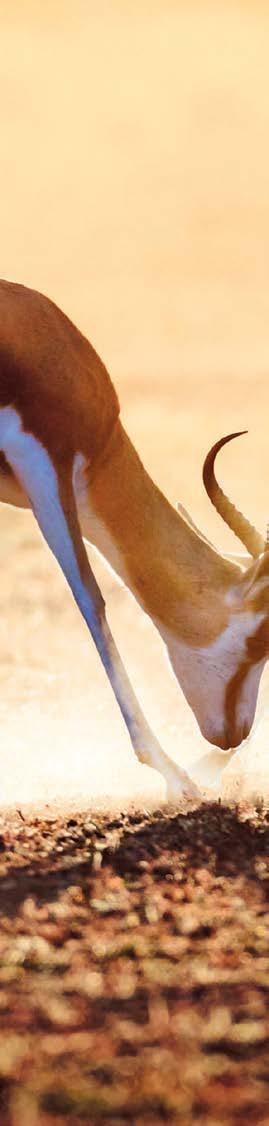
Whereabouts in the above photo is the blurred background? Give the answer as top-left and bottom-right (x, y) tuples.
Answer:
(1, 0), (269, 809)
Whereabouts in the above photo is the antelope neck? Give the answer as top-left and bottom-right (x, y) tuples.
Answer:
(85, 422), (239, 646)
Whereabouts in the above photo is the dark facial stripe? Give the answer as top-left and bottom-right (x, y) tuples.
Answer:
(225, 616), (269, 739)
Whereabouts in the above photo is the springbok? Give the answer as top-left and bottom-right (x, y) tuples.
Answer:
(0, 280), (268, 801)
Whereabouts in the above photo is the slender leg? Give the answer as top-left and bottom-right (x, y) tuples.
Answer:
(5, 425), (199, 801)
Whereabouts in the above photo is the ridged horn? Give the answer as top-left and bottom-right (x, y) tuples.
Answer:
(202, 432), (265, 558)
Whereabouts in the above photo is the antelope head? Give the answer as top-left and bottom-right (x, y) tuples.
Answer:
(169, 432), (269, 751)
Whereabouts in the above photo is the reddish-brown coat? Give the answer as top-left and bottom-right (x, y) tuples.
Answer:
(0, 279), (119, 466)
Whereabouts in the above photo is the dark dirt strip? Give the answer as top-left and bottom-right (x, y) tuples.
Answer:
(0, 802), (268, 1125)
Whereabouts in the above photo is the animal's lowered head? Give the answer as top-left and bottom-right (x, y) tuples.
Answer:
(167, 433), (269, 751)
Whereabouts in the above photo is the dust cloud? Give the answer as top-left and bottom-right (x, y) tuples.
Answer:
(0, 1), (269, 811)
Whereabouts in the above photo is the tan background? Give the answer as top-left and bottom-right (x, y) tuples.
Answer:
(0, 1), (269, 809)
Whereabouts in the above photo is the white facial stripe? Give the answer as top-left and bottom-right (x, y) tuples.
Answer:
(200, 613), (266, 673)
(164, 612), (266, 678)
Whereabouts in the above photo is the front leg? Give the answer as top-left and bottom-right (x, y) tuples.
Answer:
(99, 620), (199, 801)
(4, 419), (199, 803)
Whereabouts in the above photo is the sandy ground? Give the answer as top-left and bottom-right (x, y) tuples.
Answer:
(1, 1), (269, 811)
(0, 803), (267, 1126)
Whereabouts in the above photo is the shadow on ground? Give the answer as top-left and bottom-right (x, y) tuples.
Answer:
(0, 802), (268, 913)
(0, 803), (267, 1124)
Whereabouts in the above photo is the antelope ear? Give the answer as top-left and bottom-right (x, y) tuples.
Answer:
(223, 551), (252, 571)
(176, 502), (214, 547)
(176, 501), (196, 525)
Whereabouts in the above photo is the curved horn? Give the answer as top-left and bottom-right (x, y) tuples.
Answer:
(202, 432), (264, 558)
